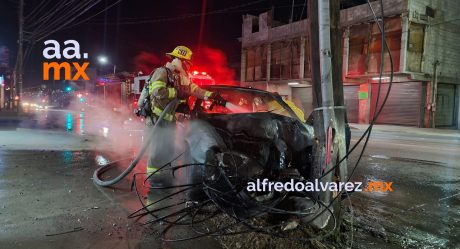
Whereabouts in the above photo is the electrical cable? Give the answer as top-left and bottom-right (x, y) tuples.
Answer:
(84, 0), (267, 25)
(34, 0), (104, 41)
(25, 0), (53, 22)
(63, 0), (123, 30)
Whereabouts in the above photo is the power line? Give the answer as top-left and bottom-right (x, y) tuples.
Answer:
(85, 0), (272, 25)
(64, 0), (123, 30)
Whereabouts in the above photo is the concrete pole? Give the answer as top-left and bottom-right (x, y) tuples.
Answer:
(431, 60), (440, 128)
(16, 0), (24, 111)
(318, 0), (336, 131)
(308, 0), (344, 230)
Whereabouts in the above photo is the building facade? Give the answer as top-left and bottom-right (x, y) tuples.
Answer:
(240, 0), (460, 129)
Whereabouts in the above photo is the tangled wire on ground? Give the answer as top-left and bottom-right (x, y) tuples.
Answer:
(126, 149), (343, 243)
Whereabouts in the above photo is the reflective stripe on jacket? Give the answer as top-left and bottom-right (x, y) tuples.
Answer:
(147, 67), (212, 122)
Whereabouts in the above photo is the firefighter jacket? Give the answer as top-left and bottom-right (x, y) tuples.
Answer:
(139, 63), (213, 123)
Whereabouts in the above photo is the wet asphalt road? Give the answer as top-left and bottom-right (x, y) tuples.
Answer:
(0, 150), (221, 249)
(0, 110), (459, 248)
(0, 110), (222, 249)
(344, 128), (460, 248)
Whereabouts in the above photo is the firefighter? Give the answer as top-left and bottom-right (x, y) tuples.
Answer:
(137, 45), (226, 184)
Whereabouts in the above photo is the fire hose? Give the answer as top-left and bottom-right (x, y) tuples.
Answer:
(92, 99), (179, 187)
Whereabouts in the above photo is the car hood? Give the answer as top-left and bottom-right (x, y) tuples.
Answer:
(201, 112), (314, 151)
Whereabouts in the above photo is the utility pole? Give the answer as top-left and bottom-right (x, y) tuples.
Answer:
(431, 60), (440, 128)
(329, 0), (348, 232)
(308, 0), (347, 229)
(16, 0), (24, 112)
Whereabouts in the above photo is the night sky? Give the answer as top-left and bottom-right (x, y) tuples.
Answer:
(0, 0), (366, 87)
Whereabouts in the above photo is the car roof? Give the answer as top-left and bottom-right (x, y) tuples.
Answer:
(203, 85), (279, 96)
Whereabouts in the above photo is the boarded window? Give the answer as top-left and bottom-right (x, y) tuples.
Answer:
(280, 42), (292, 79)
(249, 46), (268, 81)
(368, 17), (402, 74)
(271, 42), (282, 79)
(347, 17), (402, 76)
(348, 23), (370, 76)
(291, 38), (301, 79)
(246, 48), (255, 81)
(304, 36), (311, 78)
(406, 23), (425, 72)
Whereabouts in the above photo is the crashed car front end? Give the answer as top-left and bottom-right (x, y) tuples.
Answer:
(178, 86), (340, 230)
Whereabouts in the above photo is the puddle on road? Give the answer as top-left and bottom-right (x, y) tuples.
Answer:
(369, 154), (391, 160)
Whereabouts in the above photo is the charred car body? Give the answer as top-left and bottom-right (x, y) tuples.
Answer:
(158, 85), (351, 230)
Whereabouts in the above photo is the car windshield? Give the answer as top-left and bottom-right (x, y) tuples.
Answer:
(196, 86), (297, 119)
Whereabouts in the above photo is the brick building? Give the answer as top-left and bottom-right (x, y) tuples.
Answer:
(240, 0), (460, 129)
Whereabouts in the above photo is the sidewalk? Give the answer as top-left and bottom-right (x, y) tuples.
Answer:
(0, 111), (34, 125)
(0, 128), (97, 151)
(350, 123), (460, 138)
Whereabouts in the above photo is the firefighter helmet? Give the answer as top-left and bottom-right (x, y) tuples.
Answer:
(166, 46), (193, 61)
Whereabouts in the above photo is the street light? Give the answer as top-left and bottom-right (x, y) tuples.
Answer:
(98, 55), (108, 65)
(98, 55), (117, 102)
(98, 55), (116, 74)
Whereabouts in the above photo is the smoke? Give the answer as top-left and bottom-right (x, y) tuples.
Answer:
(193, 46), (237, 85)
(67, 92), (144, 159)
(132, 46), (237, 85)
(132, 51), (163, 75)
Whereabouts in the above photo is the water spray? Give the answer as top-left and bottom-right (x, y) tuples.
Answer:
(92, 99), (178, 187)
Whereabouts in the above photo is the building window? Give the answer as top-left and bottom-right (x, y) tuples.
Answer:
(348, 23), (370, 76)
(246, 48), (255, 81)
(304, 37), (311, 78)
(426, 6), (435, 18)
(347, 16), (402, 76)
(270, 41), (297, 80)
(245, 46), (267, 82)
(271, 42), (282, 79)
(291, 38), (301, 79)
(252, 18), (259, 33)
(368, 17), (401, 74)
(406, 23), (425, 72)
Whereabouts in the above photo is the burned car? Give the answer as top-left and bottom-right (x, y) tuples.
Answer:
(95, 85), (351, 235)
(168, 85), (351, 230)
